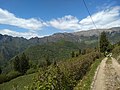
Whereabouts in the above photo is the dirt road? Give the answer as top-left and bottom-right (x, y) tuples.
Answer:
(91, 57), (107, 90)
(91, 57), (120, 90)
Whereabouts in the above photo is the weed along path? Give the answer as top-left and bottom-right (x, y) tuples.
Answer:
(112, 57), (120, 75)
(91, 57), (120, 90)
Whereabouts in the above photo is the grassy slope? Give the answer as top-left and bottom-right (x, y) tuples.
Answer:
(0, 73), (36, 90)
(112, 45), (120, 63)
(74, 59), (101, 90)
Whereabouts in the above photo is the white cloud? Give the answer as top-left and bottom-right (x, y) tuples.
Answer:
(79, 6), (120, 30)
(0, 6), (120, 39)
(48, 6), (120, 31)
(48, 15), (81, 30)
(0, 29), (41, 39)
(0, 8), (46, 30)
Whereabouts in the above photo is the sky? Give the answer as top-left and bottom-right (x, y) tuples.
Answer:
(0, 0), (120, 39)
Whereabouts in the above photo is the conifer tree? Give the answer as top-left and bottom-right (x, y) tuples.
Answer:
(13, 53), (29, 74)
(20, 53), (29, 74)
(100, 32), (110, 53)
(71, 51), (75, 58)
(13, 56), (20, 72)
(79, 49), (81, 55)
(45, 56), (51, 66)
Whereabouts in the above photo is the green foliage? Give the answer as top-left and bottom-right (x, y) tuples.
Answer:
(13, 56), (20, 72)
(0, 73), (35, 90)
(20, 53), (30, 74)
(26, 68), (36, 74)
(6, 71), (21, 81)
(0, 74), (7, 84)
(112, 45), (120, 57)
(28, 65), (70, 90)
(117, 41), (120, 46)
(100, 32), (111, 53)
(71, 51), (75, 58)
(0, 67), (2, 74)
(82, 49), (86, 55)
(0, 71), (21, 84)
(78, 49), (81, 55)
(29, 51), (101, 90)
(13, 53), (30, 74)
(22, 41), (79, 67)
(46, 56), (51, 66)
(74, 59), (101, 90)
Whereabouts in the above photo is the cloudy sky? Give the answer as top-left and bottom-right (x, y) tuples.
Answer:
(0, 0), (120, 39)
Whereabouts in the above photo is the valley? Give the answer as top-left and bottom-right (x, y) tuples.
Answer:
(0, 27), (120, 90)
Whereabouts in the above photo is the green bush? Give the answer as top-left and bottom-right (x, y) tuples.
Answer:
(26, 68), (36, 74)
(0, 74), (7, 84)
(112, 46), (120, 56)
(6, 71), (21, 80)
(0, 71), (21, 84)
(28, 51), (101, 90)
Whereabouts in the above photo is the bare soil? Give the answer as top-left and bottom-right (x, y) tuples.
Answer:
(91, 57), (120, 90)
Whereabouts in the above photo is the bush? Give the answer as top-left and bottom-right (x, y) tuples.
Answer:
(0, 74), (7, 84)
(6, 71), (21, 80)
(26, 68), (36, 74)
(29, 51), (101, 89)
(0, 71), (21, 84)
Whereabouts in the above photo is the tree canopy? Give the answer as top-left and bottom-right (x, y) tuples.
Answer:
(100, 31), (112, 53)
(13, 53), (29, 74)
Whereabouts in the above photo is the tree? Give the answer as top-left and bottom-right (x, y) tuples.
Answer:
(100, 32), (110, 53)
(13, 53), (29, 74)
(82, 49), (86, 55)
(0, 67), (2, 74)
(20, 53), (30, 74)
(45, 56), (51, 66)
(71, 51), (75, 58)
(13, 56), (20, 72)
(117, 41), (120, 46)
(78, 49), (81, 55)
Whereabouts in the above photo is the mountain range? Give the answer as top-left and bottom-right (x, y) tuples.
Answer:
(0, 27), (120, 66)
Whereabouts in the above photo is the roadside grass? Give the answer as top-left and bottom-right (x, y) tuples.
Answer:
(0, 73), (36, 90)
(74, 59), (101, 90)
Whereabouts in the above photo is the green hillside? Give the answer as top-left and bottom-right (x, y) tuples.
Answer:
(21, 40), (80, 66)
(0, 73), (36, 90)
(0, 50), (101, 90)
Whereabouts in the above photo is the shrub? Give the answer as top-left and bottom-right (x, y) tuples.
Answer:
(6, 71), (21, 80)
(0, 74), (7, 84)
(0, 71), (21, 84)
(29, 51), (101, 89)
(26, 68), (36, 74)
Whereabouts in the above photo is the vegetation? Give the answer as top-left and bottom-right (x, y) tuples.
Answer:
(71, 51), (75, 58)
(78, 49), (82, 55)
(0, 28), (120, 90)
(0, 71), (21, 84)
(0, 67), (2, 74)
(13, 53), (30, 74)
(0, 73), (36, 90)
(99, 31), (113, 57)
(112, 43), (120, 63)
(20, 41), (79, 67)
(100, 31), (111, 53)
(74, 59), (101, 90)
(27, 51), (100, 90)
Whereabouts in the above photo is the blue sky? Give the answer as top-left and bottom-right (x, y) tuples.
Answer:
(0, 0), (120, 39)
